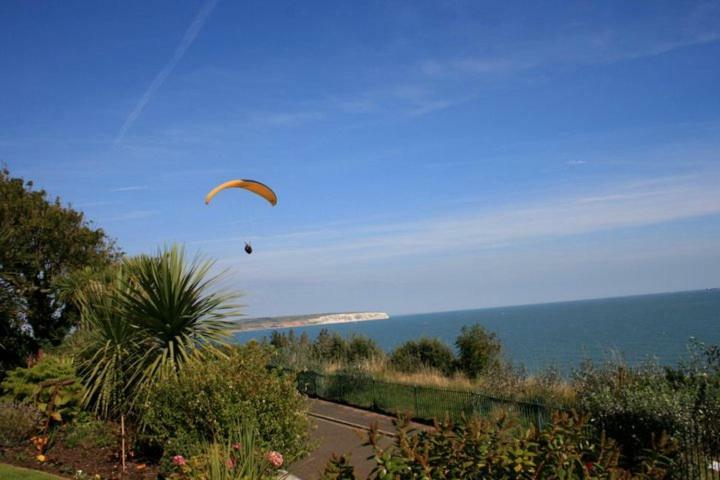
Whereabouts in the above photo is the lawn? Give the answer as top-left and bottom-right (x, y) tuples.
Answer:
(0, 463), (66, 480)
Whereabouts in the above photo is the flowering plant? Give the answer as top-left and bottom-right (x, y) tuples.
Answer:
(167, 423), (287, 479)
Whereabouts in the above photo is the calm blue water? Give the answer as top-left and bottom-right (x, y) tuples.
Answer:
(233, 290), (720, 372)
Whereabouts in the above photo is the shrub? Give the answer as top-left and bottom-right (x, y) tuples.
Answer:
(574, 354), (716, 468)
(164, 423), (285, 480)
(1, 355), (84, 422)
(345, 336), (383, 364)
(141, 343), (309, 462)
(76, 245), (239, 420)
(0, 402), (40, 446)
(455, 323), (502, 379)
(390, 338), (455, 375)
(313, 329), (350, 363)
(269, 329), (383, 371)
(63, 414), (116, 449)
(322, 412), (673, 479)
(0, 167), (119, 377)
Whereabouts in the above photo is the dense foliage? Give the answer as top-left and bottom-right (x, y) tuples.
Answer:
(323, 412), (673, 479)
(76, 245), (239, 419)
(270, 323), (505, 381)
(269, 328), (384, 370)
(389, 338), (455, 375)
(455, 323), (502, 378)
(141, 343), (310, 464)
(62, 414), (117, 450)
(165, 423), (286, 480)
(0, 402), (41, 447)
(268, 324), (569, 405)
(1, 355), (84, 422)
(575, 341), (720, 466)
(0, 168), (119, 377)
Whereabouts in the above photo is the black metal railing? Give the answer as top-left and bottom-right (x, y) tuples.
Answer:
(289, 368), (551, 429)
(277, 367), (720, 479)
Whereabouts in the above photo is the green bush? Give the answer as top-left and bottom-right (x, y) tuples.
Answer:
(164, 422), (285, 480)
(312, 329), (350, 363)
(1, 355), (84, 422)
(345, 336), (383, 364)
(389, 337), (455, 375)
(323, 412), (673, 479)
(575, 361), (691, 463)
(76, 245), (238, 420)
(269, 329), (383, 370)
(575, 347), (720, 469)
(140, 343), (309, 462)
(455, 323), (502, 379)
(63, 414), (116, 449)
(0, 402), (40, 446)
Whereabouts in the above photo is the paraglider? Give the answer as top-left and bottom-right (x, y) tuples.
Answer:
(204, 179), (276, 254)
(204, 179), (277, 206)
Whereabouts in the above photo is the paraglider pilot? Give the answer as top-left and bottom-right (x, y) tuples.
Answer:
(244, 242), (253, 255)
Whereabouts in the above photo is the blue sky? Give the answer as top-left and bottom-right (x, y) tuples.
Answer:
(2, 0), (720, 316)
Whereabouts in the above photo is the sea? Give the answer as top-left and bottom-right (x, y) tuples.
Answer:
(233, 289), (720, 373)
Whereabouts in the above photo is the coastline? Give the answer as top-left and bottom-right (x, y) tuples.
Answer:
(229, 311), (390, 333)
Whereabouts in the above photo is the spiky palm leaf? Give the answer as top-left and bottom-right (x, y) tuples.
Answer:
(78, 245), (241, 419)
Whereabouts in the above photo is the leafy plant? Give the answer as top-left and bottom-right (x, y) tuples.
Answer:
(574, 358), (695, 467)
(323, 412), (673, 479)
(0, 167), (119, 377)
(141, 343), (310, 462)
(0, 402), (41, 446)
(63, 414), (117, 449)
(455, 323), (502, 379)
(166, 423), (286, 480)
(76, 244), (240, 419)
(1, 355), (84, 421)
(390, 337), (455, 375)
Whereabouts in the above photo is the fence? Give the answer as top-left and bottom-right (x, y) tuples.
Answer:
(279, 367), (720, 479)
(674, 419), (720, 480)
(288, 368), (552, 429)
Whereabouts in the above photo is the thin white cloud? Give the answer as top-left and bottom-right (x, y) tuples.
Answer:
(114, 0), (220, 143)
(108, 210), (159, 221)
(421, 16), (720, 79)
(74, 200), (117, 208)
(110, 185), (148, 192)
(210, 172), (720, 278)
(242, 111), (324, 128)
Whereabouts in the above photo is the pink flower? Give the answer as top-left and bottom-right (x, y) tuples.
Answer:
(266, 451), (283, 468)
(232, 443), (241, 450)
(172, 455), (186, 466)
(226, 458), (235, 469)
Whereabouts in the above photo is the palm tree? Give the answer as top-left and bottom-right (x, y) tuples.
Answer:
(77, 245), (241, 419)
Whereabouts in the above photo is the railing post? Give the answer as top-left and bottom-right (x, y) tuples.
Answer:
(414, 385), (419, 417)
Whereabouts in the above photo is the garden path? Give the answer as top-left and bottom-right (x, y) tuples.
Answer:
(288, 399), (430, 480)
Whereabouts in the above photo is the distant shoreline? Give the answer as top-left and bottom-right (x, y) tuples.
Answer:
(229, 311), (390, 333)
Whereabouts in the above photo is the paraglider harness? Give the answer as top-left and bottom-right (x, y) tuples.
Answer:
(244, 242), (253, 255)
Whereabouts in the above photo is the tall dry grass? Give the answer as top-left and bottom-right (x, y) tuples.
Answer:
(317, 357), (575, 405)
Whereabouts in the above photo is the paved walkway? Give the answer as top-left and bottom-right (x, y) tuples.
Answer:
(288, 399), (429, 480)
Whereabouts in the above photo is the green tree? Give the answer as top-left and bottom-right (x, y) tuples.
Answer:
(0, 168), (118, 375)
(77, 245), (240, 419)
(142, 343), (310, 463)
(390, 337), (455, 375)
(455, 323), (502, 379)
(346, 335), (383, 363)
(313, 329), (349, 363)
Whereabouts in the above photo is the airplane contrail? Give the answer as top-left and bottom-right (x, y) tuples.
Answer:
(115, 0), (220, 144)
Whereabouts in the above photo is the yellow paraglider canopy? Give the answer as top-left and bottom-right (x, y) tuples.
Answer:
(204, 179), (277, 206)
